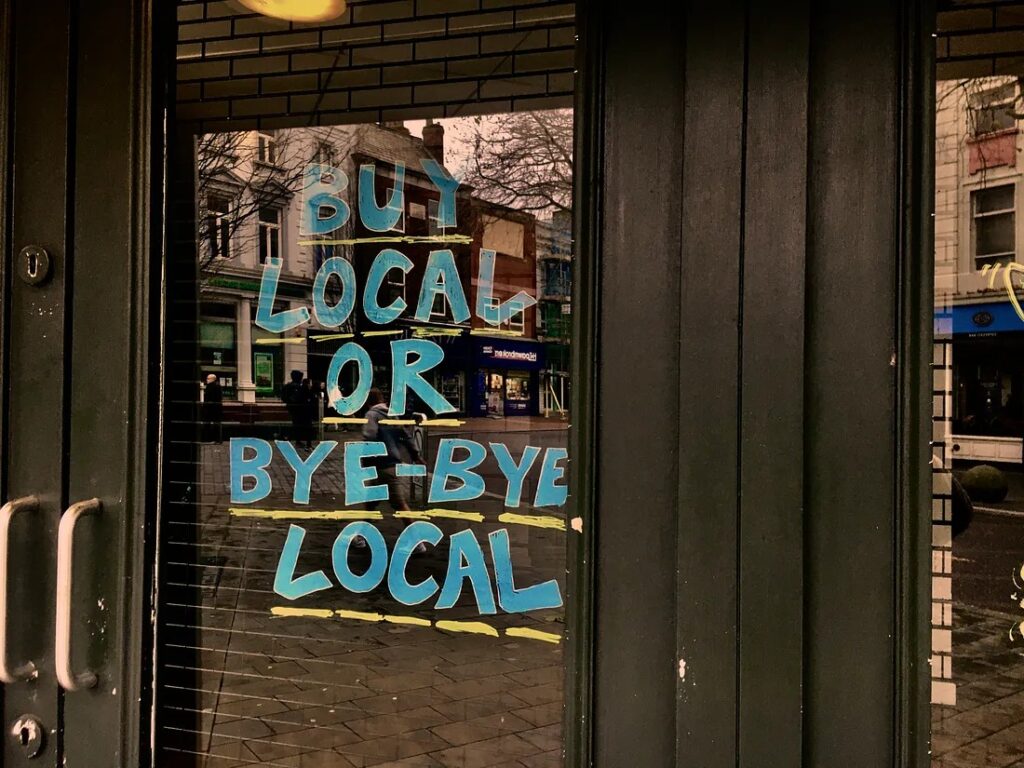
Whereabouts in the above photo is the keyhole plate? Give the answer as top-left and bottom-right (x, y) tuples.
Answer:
(17, 246), (51, 286)
(10, 715), (44, 758)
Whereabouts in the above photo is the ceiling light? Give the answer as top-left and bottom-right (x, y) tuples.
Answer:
(236, 0), (347, 23)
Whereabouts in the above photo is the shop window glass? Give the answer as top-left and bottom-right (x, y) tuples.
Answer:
(972, 184), (1015, 269)
(161, 104), (575, 768)
(933, 73), (1024, 768)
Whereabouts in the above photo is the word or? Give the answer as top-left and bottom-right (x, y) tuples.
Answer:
(274, 521), (563, 615)
(230, 438), (568, 509)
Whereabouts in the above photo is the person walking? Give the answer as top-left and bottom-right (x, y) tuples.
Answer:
(282, 370), (313, 450)
(361, 388), (426, 553)
(202, 373), (223, 443)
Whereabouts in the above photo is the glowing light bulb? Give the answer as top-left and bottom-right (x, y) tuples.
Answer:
(236, 0), (347, 23)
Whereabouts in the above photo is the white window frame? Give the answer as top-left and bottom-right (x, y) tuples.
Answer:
(206, 193), (232, 259)
(258, 206), (282, 265)
(257, 132), (279, 165)
(386, 267), (406, 306)
(971, 183), (1016, 271)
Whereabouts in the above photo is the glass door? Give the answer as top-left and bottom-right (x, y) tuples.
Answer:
(156, 3), (578, 765)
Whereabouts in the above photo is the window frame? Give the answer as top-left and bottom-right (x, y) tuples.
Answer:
(971, 182), (1016, 270)
(258, 205), (282, 265)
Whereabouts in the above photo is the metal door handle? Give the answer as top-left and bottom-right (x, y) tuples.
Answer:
(0, 496), (38, 683)
(56, 498), (100, 691)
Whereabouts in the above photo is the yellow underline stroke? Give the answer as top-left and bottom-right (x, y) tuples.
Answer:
(323, 417), (368, 424)
(253, 337), (305, 345)
(379, 418), (417, 425)
(505, 627), (562, 644)
(323, 416), (463, 427)
(394, 508), (486, 523)
(297, 235), (472, 246)
(412, 327), (465, 336)
(362, 329), (403, 337)
(435, 620), (500, 637)
(269, 606), (560, 644)
(270, 606), (333, 619)
(497, 512), (566, 531)
(229, 508), (383, 521)
(310, 333), (355, 341)
(469, 328), (525, 337)
(230, 507), (560, 530)
(335, 609), (384, 622)
(420, 418), (465, 426)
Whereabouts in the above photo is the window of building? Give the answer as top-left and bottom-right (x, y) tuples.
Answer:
(313, 140), (335, 168)
(430, 290), (450, 320)
(385, 266), (405, 307)
(428, 198), (444, 236)
(256, 131), (278, 165)
(206, 194), (232, 259)
(972, 184), (1015, 269)
(508, 300), (525, 332)
(971, 83), (1017, 136)
(258, 206), (281, 265)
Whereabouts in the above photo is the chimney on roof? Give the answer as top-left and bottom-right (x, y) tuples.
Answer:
(422, 119), (445, 165)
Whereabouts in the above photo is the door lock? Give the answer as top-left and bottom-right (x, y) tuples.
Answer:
(16, 246), (51, 286)
(10, 715), (44, 758)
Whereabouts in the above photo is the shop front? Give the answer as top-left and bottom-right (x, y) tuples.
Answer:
(470, 337), (544, 417)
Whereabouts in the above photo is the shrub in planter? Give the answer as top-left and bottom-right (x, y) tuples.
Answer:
(960, 464), (1009, 504)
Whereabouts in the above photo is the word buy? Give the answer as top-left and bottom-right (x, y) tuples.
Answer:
(256, 160), (538, 417)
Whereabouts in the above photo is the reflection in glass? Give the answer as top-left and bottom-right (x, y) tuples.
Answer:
(160, 112), (574, 767)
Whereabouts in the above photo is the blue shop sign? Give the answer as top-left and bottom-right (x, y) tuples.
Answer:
(936, 301), (1024, 335)
(474, 338), (545, 370)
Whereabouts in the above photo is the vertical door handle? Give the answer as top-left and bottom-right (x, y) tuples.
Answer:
(0, 496), (38, 683)
(56, 498), (101, 691)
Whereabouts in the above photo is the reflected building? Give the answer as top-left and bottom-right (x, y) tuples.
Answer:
(196, 121), (546, 426)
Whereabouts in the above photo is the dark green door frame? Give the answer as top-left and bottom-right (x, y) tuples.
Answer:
(0, 0), (157, 766)
(2, 1), (936, 766)
(580, 1), (935, 766)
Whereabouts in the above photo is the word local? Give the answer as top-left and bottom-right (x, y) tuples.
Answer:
(231, 438), (568, 508)
(255, 159), (539, 417)
(275, 521), (563, 614)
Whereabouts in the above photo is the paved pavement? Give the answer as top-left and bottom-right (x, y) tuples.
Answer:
(158, 421), (569, 767)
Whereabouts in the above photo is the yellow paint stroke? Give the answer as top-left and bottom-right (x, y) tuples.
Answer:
(268, 607), (559, 645)
(229, 508), (383, 521)
(323, 417), (368, 425)
(989, 262), (1005, 288)
(395, 508), (486, 523)
(253, 337), (305, 345)
(435, 620), (499, 637)
(310, 333), (354, 341)
(362, 329), (403, 337)
(379, 418), (418, 425)
(420, 418), (465, 427)
(412, 327), (464, 337)
(1003, 263), (1024, 322)
(506, 627), (562, 644)
(498, 512), (566, 531)
(469, 328), (525, 338)
(297, 235), (472, 246)
(271, 606), (334, 619)
(335, 609), (384, 623)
